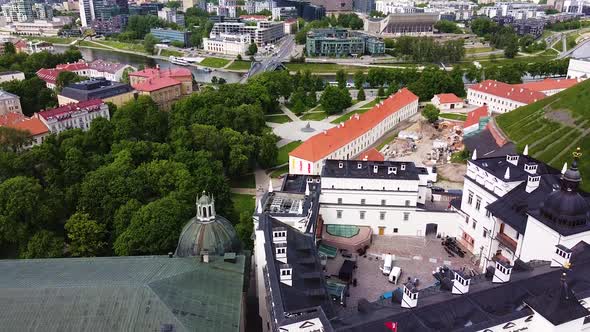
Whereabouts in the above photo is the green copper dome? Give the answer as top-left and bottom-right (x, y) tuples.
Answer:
(175, 193), (239, 257)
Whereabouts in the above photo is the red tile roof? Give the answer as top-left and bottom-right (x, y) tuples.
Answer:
(133, 77), (181, 92)
(356, 148), (384, 161)
(55, 62), (89, 71)
(36, 68), (62, 84)
(0, 112), (25, 126)
(290, 88), (418, 162)
(464, 105), (488, 128)
(6, 117), (49, 136)
(468, 80), (546, 104)
(38, 99), (104, 120)
(435, 93), (463, 104)
(514, 78), (580, 93)
(129, 67), (192, 79)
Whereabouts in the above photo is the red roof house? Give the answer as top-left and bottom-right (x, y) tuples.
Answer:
(432, 93), (464, 109)
(463, 105), (489, 135)
(356, 148), (385, 161)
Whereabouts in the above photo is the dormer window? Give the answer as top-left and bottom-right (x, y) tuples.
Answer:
(338, 162), (343, 169)
(357, 163), (362, 169)
(401, 164), (406, 170)
(524, 163), (538, 174)
(388, 167), (397, 175)
(373, 165), (378, 173)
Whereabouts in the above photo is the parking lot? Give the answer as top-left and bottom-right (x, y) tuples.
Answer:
(324, 235), (479, 309)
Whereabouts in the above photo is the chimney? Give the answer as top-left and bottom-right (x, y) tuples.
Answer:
(401, 282), (419, 308)
(506, 154), (519, 166)
(452, 270), (471, 295)
(551, 244), (572, 268)
(373, 165), (378, 173)
(524, 162), (538, 174)
(472, 149), (477, 160)
(272, 227), (287, 244)
(279, 264), (293, 286)
(492, 260), (512, 283)
(338, 161), (344, 168)
(268, 178), (273, 192)
(388, 166), (397, 175)
(275, 242), (287, 264)
(525, 175), (540, 193)
(202, 249), (210, 263)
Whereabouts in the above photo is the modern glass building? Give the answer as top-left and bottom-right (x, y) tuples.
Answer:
(305, 28), (385, 57)
(150, 28), (192, 46)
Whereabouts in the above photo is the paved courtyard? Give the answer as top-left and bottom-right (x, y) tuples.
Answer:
(324, 235), (479, 309)
(272, 120), (335, 142)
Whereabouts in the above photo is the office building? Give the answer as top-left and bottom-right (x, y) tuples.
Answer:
(31, 3), (52, 20)
(310, 0), (352, 12)
(128, 2), (163, 15)
(10, 0), (34, 23)
(353, 0), (375, 13)
(150, 28), (192, 47)
(272, 6), (297, 20)
(365, 12), (440, 35)
(203, 33), (251, 55)
(210, 20), (284, 45)
(0, 71), (25, 84)
(305, 28), (385, 57)
(58, 78), (135, 107)
(158, 7), (185, 26)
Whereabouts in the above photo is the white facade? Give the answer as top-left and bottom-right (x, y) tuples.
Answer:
(467, 87), (528, 114)
(431, 95), (464, 110)
(0, 90), (22, 115)
(203, 33), (251, 55)
(12, 19), (65, 36)
(37, 102), (110, 134)
(0, 71), (24, 84)
(375, 0), (417, 14)
(567, 58), (590, 79)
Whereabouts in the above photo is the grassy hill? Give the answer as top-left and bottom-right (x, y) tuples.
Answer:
(496, 79), (590, 191)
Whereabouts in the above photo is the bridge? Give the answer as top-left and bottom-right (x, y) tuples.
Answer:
(240, 59), (287, 83)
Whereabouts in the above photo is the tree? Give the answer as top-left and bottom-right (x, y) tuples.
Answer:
(4, 42), (15, 55)
(65, 212), (107, 257)
(504, 36), (519, 58)
(144, 33), (158, 55)
(0, 127), (30, 152)
(435, 20), (461, 34)
(121, 67), (133, 84)
(56, 71), (84, 91)
(247, 43), (258, 56)
(353, 70), (365, 89)
(422, 104), (440, 123)
(335, 69), (347, 89)
(377, 86), (385, 97)
(166, 0), (181, 8)
(236, 54), (242, 61)
(1, 77), (56, 116)
(369, 10), (386, 18)
(22, 230), (63, 258)
(320, 86), (352, 115)
(357, 87), (366, 101)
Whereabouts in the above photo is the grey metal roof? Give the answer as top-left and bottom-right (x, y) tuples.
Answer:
(0, 255), (246, 332)
(0, 89), (19, 101)
(322, 159), (422, 180)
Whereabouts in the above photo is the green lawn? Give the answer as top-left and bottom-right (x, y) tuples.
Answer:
(357, 97), (385, 110)
(95, 39), (147, 53)
(229, 173), (256, 188)
(265, 114), (292, 123)
(496, 78), (590, 191)
(301, 111), (328, 121)
(376, 134), (398, 151)
(25, 36), (77, 44)
(161, 49), (183, 57)
(231, 193), (256, 216)
(226, 60), (252, 71)
(269, 165), (289, 178)
(277, 141), (302, 165)
(330, 108), (372, 124)
(465, 46), (494, 54)
(77, 40), (110, 50)
(200, 57), (231, 68)
(285, 63), (362, 73)
(440, 113), (467, 121)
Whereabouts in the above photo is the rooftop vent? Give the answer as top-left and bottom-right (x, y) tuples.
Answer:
(551, 244), (572, 268)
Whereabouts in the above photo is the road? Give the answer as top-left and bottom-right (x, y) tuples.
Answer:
(240, 35), (295, 82)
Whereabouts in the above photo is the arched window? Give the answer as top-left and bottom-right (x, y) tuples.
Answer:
(203, 207), (208, 218)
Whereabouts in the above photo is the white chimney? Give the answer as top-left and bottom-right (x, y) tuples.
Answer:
(472, 149), (477, 160)
(388, 166), (397, 175)
(257, 198), (263, 214)
(279, 264), (292, 286)
(504, 167), (510, 180)
(275, 243), (287, 264)
(525, 175), (540, 193)
(506, 154), (519, 166)
(373, 165), (378, 173)
(524, 163), (538, 174)
(305, 182), (310, 196)
(268, 178), (273, 192)
(551, 244), (572, 268)
(452, 270), (471, 295)
(272, 227), (287, 244)
(523, 144), (529, 156)
(562, 162), (568, 174)
(492, 261), (512, 283)
(401, 283), (419, 308)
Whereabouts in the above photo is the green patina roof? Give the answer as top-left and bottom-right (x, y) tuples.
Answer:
(326, 224), (360, 238)
(175, 215), (240, 257)
(0, 255), (246, 332)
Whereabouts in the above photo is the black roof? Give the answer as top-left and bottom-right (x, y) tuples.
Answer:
(60, 78), (134, 102)
(463, 129), (516, 158)
(322, 159), (421, 180)
(331, 241), (590, 331)
(469, 154), (558, 183)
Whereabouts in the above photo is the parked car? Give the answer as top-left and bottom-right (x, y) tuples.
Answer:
(388, 266), (402, 284)
(382, 254), (393, 275)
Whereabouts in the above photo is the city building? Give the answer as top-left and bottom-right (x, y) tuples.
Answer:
(305, 28), (385, 57)
(353, 0), (375, 13)
(91, 15), (128, 35)
(79, 0), (126, 27)
(310, 0), (352, 12)
(515, 78), (580, 96)
(0, 71), (25, 84)
(36, 99), (110, 134)
(365, 12), (440, 35)
(12, 19), (66, 36)
(375, 0), (417, 15)
(31, 3), (52, 20)
(36, 60), (135, 88)
(272, 6), (297, 20)
(283, 18), (297, 34)
(244, 0), (273, 14)
(355, 147), (384, 161)
(150, 28), (192, 47)
(0, 194), (247, 332)
(289, 88), (419, 175)
(58, 78), (136, 107)
(0, 112), (49, 147)
(158, 7), (185, 26)
(462, 105), (489, 136)
(129, 67), (193, 110)
(210, 21), (284, 45)
(7, 0), (34, 23)
(203, 33), (251, 55)
(568, 57), (590, 79)
(0, 90), (22, 116)
(466, 79), (547, 114)
(431, 93), (464, 110)
(128, 2), (164, 16)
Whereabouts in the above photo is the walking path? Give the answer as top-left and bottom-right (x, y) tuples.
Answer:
(280, 104), (301, 122)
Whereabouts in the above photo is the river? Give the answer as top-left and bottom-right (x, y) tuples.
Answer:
(54, 45), (245, 84)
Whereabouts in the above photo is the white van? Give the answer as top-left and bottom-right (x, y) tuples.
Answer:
(388, 266), (402, 284)
(382, 254), (393, 275)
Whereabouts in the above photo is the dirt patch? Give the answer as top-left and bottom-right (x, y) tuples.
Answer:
(545, 109), (576, 127)
(437, 163), (467, 183)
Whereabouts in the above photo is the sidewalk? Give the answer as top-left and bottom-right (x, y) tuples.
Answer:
(280, 104), (301, 122)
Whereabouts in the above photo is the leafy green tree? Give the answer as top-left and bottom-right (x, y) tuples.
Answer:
(422, 104), (440, 123)
(56, 71), (84, 91)
(22, 230), (63, 258)
(504, 36), (519, 58)
(369, 10), (386, 18)
(4, 42), (15, 55)
(120, 67), (133, 84)
(247, 43), (258, 56)
(65, 212), (107, 257)
(353, 70), (365, 89)
(236, 54), (242, 61)
(144, 33), (158, 54)
(335, 69), (347, 89)
(435, 20), (461, 33)
(166, 1), (181, 8)
(357, 87), (366, 101)
(0, 127), (30, 152)
(256, 133), (278, 168)
(126, 15), (167, 39)
(470, 17), (497, 37)
(320, 86), (352, 115)
(0, 77), (56, 116)
(377, 86), (385, 97)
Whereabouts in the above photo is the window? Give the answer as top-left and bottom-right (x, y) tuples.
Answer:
(336, 210), (342, 219)
(472, 220), (477, 230)
(360, 211), (366, 220)
(475, 196), (482, 211)
(403, 212), (410, 221)
(405, 200), (410, 206)
(393, 228), (398, 233)
(486, 208), (491, 218)
(483, 228), (488, 238)
(381, 199), (386, 206)
(380, 212), (385, 220)
(337, 198), (342, 204)
(361, 199), (366, 205)
(467, 191), (473, 205)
